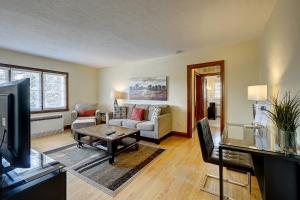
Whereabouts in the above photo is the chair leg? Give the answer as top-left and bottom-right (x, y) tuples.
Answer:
(247, 172), (251, 199)
(200, 172), (251, 200)
(200, 174), (221, 197)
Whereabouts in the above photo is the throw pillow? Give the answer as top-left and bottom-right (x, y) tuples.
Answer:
(131, 108), (145, 121)
(113, 106), (127, 119)
(151, 106), (161, 121)
(78, 109), (96, 117)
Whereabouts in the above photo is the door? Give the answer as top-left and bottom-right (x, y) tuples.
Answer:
(195, 74), (204, 121)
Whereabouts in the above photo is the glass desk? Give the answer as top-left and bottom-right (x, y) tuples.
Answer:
(222, 124), (300, 157)
(219, 124), (300, 200)
(1, 149), (65, 199)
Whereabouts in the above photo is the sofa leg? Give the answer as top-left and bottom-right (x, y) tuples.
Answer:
(155, 139), (160, 145)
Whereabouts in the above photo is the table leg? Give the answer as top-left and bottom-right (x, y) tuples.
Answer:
(134, 131), (140, 150)
(76, 133), (83, 148)
(107, 141), (115, 164)
(219, 146), (224, 200)
(136, 131), (141, 142)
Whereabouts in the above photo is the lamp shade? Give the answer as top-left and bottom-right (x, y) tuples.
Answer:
(248, 85), (267, 101)
(111, 91), (125, 99)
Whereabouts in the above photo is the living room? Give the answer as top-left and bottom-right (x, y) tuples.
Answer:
(1, 0), (300, 200)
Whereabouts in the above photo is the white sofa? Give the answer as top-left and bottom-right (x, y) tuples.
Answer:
(106, 104), (172, 144)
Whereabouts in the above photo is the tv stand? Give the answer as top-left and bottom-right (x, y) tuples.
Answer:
(1, 149), (66, 200)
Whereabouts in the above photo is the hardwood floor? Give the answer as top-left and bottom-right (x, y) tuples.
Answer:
(32, 130), (262, 200)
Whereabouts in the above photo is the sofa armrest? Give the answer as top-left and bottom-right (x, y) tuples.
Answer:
(95, 109), (101, 124)
(155, 113), (172, 139)
(106, 112), (113, 125)
(71, 110), (78, 124)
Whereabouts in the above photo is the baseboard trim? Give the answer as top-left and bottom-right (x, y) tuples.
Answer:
(139, 136), (160, 144)
(171, 131), (190, 138)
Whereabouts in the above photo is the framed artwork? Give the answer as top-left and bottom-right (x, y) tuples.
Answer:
(129, 76), (167, 100)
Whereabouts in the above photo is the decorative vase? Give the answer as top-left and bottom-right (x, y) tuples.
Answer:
(278, 129), (297, 153)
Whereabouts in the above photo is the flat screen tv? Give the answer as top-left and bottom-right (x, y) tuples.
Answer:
(0, 79), (31, 174)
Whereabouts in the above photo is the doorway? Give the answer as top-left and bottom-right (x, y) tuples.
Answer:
(187, 60), (224, 138)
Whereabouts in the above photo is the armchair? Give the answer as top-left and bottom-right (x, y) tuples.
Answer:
(71, 103), (101, 125)
(71, 103), (101, 136)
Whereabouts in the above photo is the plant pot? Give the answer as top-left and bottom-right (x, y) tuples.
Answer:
(278, 129), (297, 153)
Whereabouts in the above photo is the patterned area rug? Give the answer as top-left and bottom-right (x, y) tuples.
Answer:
(44, 143), (164, 196)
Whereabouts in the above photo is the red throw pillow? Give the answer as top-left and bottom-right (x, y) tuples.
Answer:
(79, 109), (96, 117)
(131, 108), (145, 121)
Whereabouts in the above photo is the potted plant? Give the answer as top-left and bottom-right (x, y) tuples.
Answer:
(265, 91), (300, 153)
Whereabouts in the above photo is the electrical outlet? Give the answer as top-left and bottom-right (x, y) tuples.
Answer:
(2, 117), (6, 127)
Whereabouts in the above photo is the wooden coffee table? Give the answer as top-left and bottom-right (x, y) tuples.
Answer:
(74, 124), (140, 164)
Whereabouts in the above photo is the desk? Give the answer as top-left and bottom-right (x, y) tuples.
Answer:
(219, 125), (300, 200)
(1, 149), (66, 200)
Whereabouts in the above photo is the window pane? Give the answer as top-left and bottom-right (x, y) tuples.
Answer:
(43, 73), (66, 109)
(0, 67), (9, 84)
(214, 82), (221, 99)
(11, 69), (42, 111)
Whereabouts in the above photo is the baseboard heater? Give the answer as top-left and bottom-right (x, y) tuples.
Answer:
(31, 114), (64, 138)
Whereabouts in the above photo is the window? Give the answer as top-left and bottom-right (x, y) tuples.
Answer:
(43, 73), (67, 110)
(214, 82), (221, 99)
(0, 67), (9, 84)
(0, 63), (68, 113)
(11, 69), (42, 111)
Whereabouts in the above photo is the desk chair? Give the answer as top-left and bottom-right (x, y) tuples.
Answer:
(197, 118), (254, 199)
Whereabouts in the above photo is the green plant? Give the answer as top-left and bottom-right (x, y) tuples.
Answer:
(265, 91), (300, 132)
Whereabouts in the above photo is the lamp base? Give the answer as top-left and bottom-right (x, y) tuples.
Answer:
(252, 103), (256, 120)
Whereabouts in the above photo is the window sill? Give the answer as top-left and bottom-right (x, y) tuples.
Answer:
(31, 108), (69, 114)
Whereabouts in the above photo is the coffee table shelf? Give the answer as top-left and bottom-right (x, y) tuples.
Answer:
(74, 124), (140, 164)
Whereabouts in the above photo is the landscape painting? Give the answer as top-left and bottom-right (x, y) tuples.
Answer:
(129, 76), (167, 100)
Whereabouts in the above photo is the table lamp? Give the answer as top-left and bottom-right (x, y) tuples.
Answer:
(248, 85), (267, 119)
(111, 91), (125, 107)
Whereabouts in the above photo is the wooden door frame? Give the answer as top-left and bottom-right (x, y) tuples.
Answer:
(187, 60), (225, 138)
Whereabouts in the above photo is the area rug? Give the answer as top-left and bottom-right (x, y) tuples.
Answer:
(44, 143), (164, 196)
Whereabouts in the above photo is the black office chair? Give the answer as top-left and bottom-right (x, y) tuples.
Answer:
(197, 118), (254, 198)
(207, 102), (216, 120)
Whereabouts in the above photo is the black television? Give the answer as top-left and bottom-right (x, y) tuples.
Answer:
(0, 79), (31, 174)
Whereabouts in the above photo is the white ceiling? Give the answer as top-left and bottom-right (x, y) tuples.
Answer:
(0, 0), (277, 68)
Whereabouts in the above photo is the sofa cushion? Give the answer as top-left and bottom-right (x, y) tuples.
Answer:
(148, 105), (161, 121)
(122, 119), (141, 129)
(152, 107), (161, 121)
(135, 104), (150, 120)
(72, 118), (96, 130)
(77, 116), (96, 120)
(123, 104), (136, 119)
(136, 121), (155, 131)
(148, 105), (156, 120)
(131, 108), (145, 121)
(113, 106), (127, 119)
(108, 119), (123, 126)
(78, 109), (96, 117)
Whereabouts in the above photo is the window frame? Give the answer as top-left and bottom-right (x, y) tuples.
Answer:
(0, 63), (69, 114)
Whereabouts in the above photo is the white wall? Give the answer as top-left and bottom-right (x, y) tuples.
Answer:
(260, 0), (300, 141)
(260, 0), (300, 97)
(0, 48), (99, 125)
(99, 40), (260, 133)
